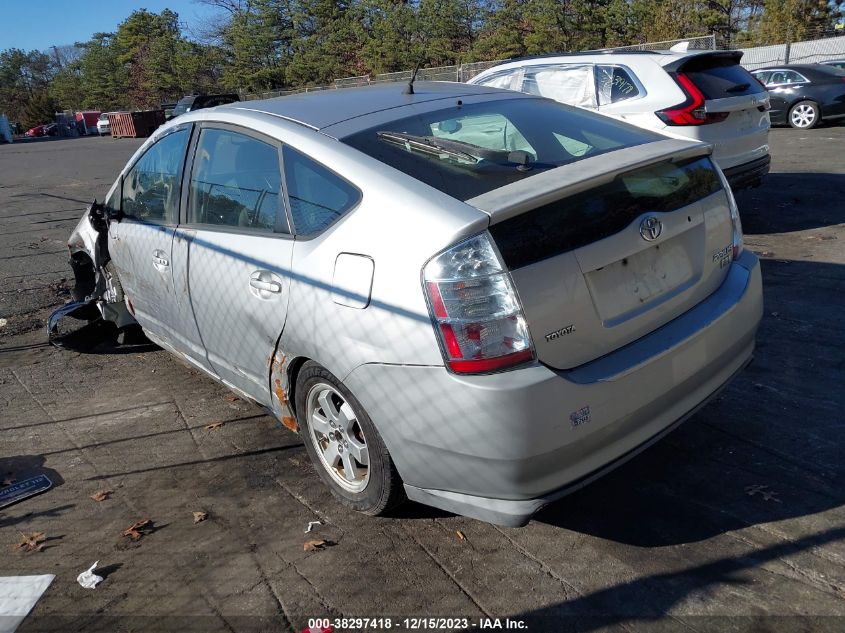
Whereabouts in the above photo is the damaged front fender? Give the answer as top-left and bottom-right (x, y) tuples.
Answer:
(49, 200), (139, 351)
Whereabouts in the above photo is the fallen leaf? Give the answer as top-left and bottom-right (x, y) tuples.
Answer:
(303, 539), (327, 552)
(224, 394), (240, 402)
(205, 421), (224, 431)
(122, 519), (153, 541)
(456, 530), (466, 541)
(90, 489), (112, 502)
(16, 531), (46, 553)
(192, 511), (208, 524)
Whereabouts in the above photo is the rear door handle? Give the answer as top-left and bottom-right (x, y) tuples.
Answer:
(152, 250), (169, 268)
(249, 278), (281, 293)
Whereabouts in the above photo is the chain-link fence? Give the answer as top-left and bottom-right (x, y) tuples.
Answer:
(603, 34), (717, 52)
(239, 33), (845, 101)
(740, 35), (845, 70)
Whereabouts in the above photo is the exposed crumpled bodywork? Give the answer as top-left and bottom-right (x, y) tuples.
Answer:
(48, 201), (137, 349)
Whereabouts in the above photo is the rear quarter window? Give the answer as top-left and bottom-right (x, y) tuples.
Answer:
(283, 146), (361, 236)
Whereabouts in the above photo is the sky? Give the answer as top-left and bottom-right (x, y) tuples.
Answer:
(0, 0), (222, 51)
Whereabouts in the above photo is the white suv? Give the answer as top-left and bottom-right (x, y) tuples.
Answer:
(469, 50), (771, 190)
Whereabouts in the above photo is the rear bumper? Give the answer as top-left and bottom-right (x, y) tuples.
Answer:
(344, 251), (763, 526)
(723, 155), (770, 190)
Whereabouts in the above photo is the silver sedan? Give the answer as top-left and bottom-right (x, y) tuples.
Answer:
(57, 81), (762, 526)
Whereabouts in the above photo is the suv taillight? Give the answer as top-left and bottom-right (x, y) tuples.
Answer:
(657, 73), (729, 126)
(423, 233), (534, 374)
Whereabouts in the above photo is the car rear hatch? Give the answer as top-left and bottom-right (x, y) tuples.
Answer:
(659, 52), (770, 168)
(467, 139), (735, 370)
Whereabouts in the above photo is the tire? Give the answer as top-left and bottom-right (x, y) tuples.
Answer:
(788, 100), (820, 129)
(295, 361), (405, 515)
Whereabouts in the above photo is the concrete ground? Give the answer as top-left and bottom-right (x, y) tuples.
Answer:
(1, 127), (844, 633)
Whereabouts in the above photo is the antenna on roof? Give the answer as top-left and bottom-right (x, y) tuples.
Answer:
(403, 60), (422, 95)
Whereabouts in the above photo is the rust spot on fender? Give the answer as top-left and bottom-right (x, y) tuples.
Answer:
(273, 378), (288, 406)
(281, 416), (298, 432)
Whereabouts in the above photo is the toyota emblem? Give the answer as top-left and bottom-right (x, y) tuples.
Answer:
(639, 216), (663, 241)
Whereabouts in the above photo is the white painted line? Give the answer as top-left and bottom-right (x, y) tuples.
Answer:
(0, 575), (55, 633)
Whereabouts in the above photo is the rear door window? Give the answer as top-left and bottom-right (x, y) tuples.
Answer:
(684, 59), (768, 98)
(187, 127), (284, 232)
(283, 146), (361, 236)
(521, 64), (597, 108)
(596, 65), (642, 104)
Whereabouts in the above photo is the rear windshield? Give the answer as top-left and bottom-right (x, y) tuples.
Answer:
(490, 156), (722, 270)
(341, 98), (659, 201)
(815, 64), (845, 77)
(683, 58), (766, 99)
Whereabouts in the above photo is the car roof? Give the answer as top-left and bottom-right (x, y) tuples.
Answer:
(753, 64), (826, 71)
(475, 49), (738, 75)
(216, 81), (520, 131)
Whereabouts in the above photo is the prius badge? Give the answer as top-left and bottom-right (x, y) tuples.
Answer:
(639, 216), (663, 241)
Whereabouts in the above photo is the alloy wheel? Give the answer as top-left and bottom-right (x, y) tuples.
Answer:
(306, 383), (370, 492)
(790, 104), (816, 128)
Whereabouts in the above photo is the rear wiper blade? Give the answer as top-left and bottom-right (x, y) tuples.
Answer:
(726, 83), (750, 93)
(376, 131), (546, 171)
(377, 131), (480, 164)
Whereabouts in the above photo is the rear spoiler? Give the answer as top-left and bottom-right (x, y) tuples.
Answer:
(466, 139), (713, 224)
(663, 50), (744, 73)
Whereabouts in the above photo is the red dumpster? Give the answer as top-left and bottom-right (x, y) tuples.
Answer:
(107, 110), (165, 139)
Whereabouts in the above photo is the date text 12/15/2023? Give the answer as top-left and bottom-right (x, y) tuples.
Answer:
(304, 617), (529, 631)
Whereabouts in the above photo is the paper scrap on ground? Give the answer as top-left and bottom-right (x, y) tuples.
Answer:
(76, 562), (103, 589)
(304, 521), (322, 533)
(0, 575), (55, 633)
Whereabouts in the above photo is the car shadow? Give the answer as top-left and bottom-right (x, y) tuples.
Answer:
(512, 525), (845, 630)
(736, 172), (845, 234)
(535, 258), (845, 547)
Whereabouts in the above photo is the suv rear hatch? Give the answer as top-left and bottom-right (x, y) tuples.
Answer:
(657, 52), (770, 170)
(468, 139), (735, 370)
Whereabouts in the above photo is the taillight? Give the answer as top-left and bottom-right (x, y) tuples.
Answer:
(423, 232), (534, 374)
(657, 73), (729, 126)
(716, 166), (744, 260)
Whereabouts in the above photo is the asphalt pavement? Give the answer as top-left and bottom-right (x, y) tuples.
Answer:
(1, 128), (844, 633)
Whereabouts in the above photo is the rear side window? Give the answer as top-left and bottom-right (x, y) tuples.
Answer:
(490, 156), (722, 270)
(522, 64), (596, 108)
(475, 70), (522, 91)
(283, 146), (360, 236)
(682, 58), (767, 98)
(596, 65), (642, 104)
(187, 128), (283, 232)
(122, 128), (189, 223)
(342, 98), (657, 201)
(765, 70), (808, 86)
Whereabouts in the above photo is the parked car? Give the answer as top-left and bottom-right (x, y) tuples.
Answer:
(170, 93), (239, 118)
(468, 49), (771, 190)
(97, 112), (112, 136)
(750, 64), (845, 129)
(54, 82), (762, 526)
(821, 59), (845, 71)
(26, 124), (47, 137)
(161, 102), (178, 120)
(76, 111), (101, 135)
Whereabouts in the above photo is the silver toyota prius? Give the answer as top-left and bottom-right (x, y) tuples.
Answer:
(56, 81), (763, 526)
